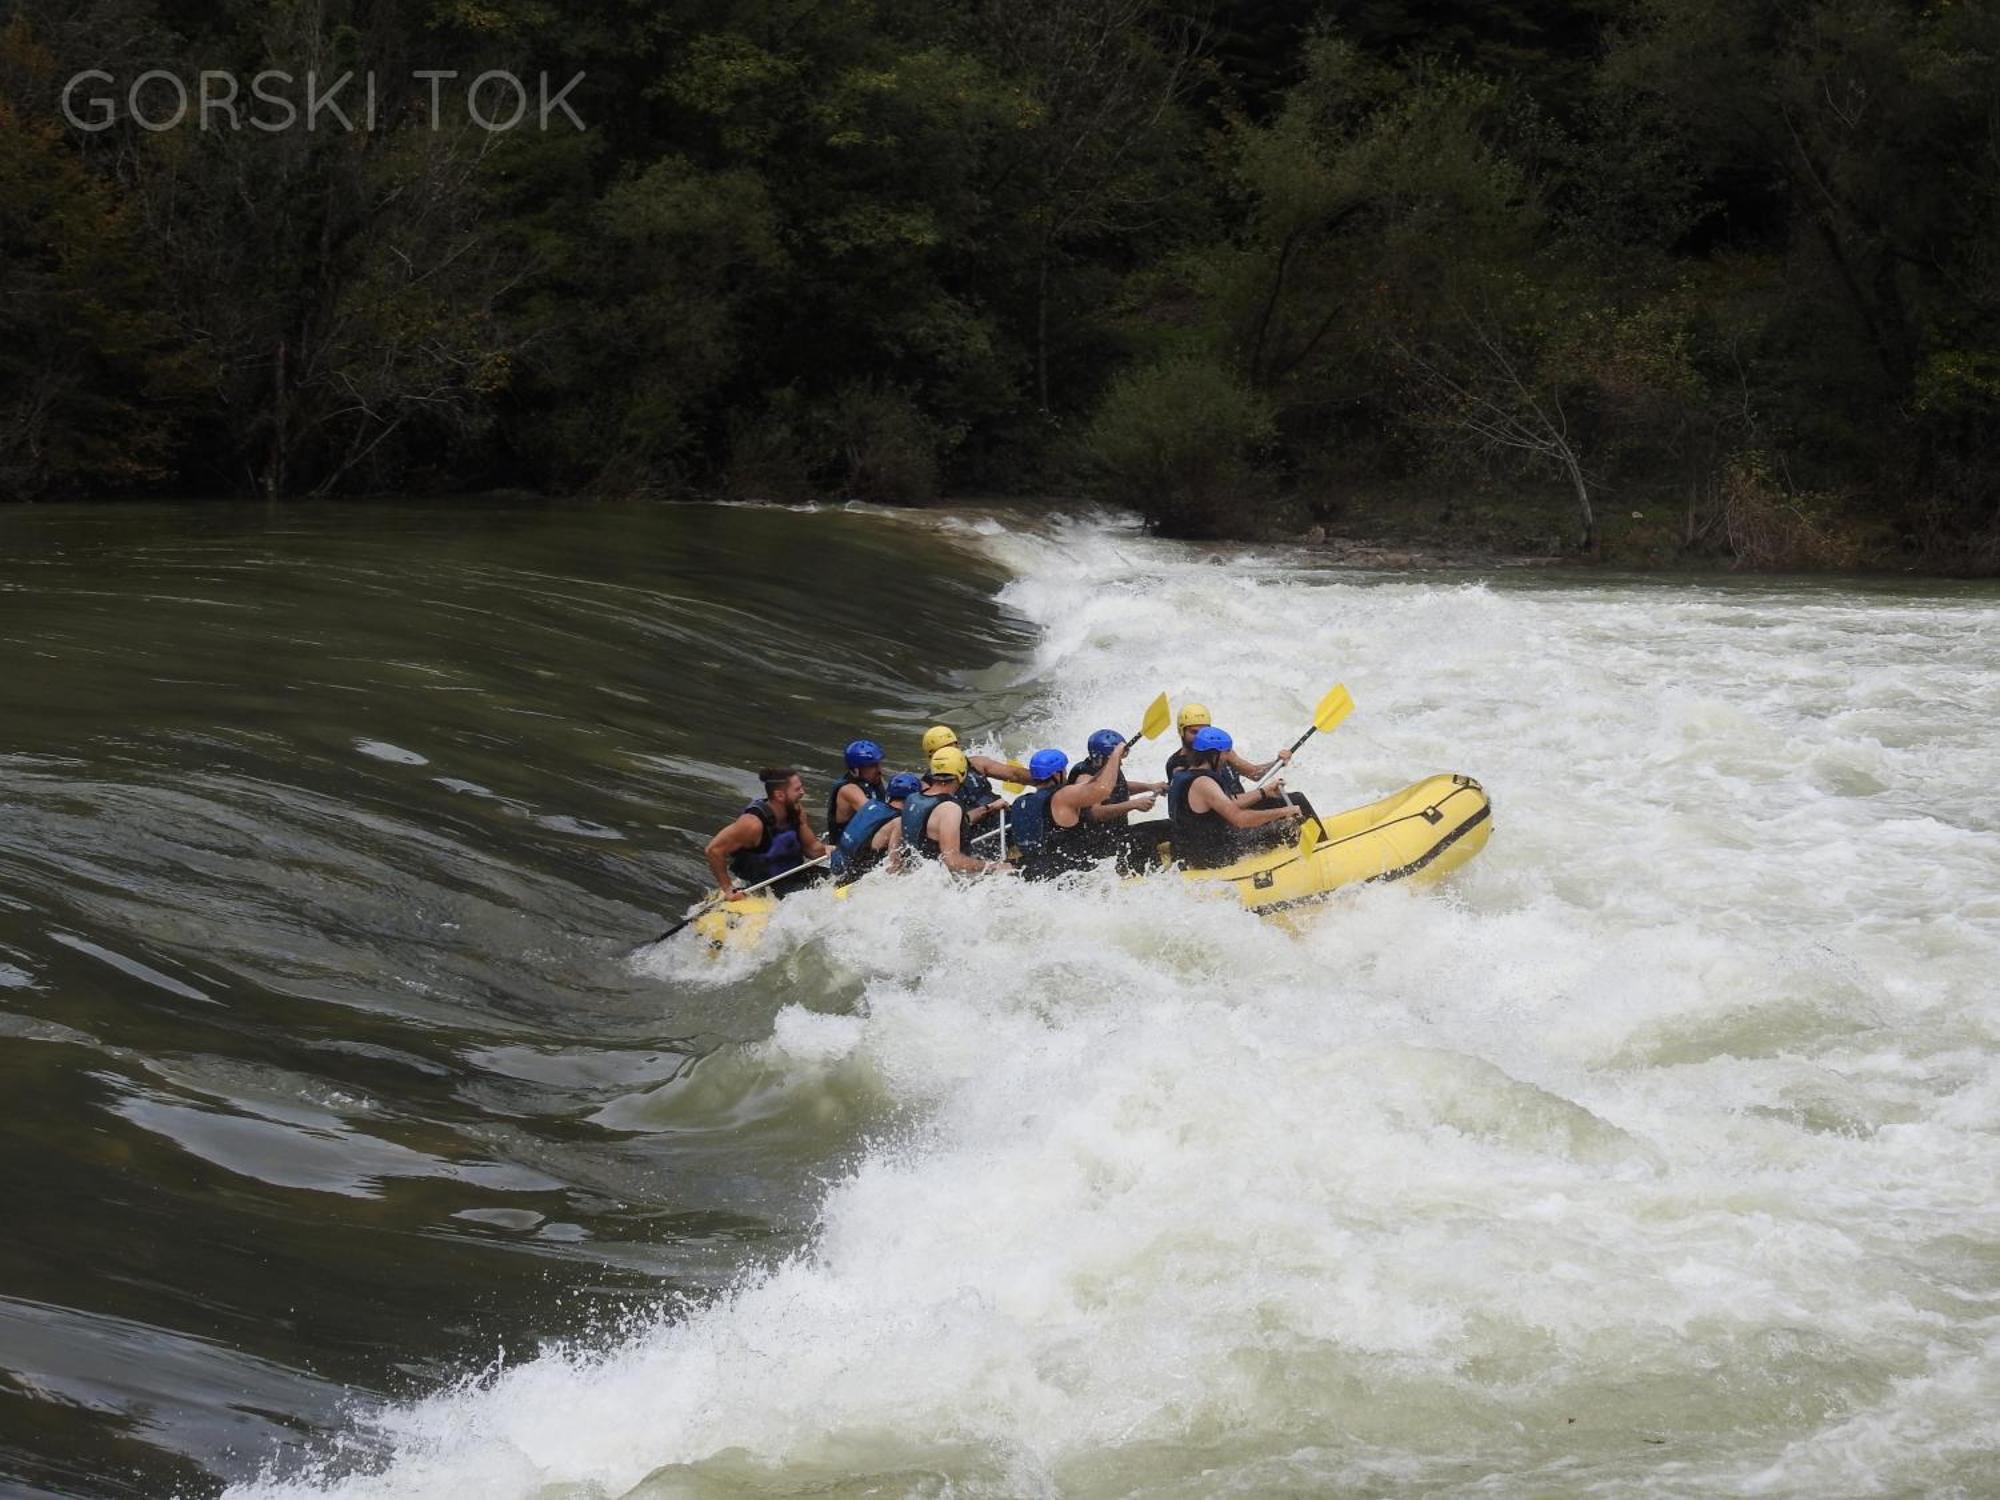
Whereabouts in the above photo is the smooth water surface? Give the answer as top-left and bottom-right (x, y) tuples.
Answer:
(0, 501), (1030, 1498)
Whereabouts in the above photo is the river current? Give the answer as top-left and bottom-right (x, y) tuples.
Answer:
(2, 502), (1996, 1499)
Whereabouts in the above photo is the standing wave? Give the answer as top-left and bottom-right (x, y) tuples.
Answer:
(238, 516), (2000, 1499)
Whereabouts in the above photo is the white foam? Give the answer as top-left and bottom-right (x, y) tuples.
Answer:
(353, 740), (429, 767)
(241, 520), (2000, 1499)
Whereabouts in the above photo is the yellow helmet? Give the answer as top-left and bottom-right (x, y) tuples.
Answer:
(1178, 703), (1212, 729)
(928, 746), (969, 778)
(921, 725), (959, 755)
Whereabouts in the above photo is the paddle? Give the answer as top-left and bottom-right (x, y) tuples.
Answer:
(975, 692), (1172, 848)
(1252, 682), (1354, 791)
(1131, 690), (1174, 749)
(1249, 682), (1352, 846)
(653, 853), (831, 943)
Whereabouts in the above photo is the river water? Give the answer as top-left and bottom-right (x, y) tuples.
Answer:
(2, 502), (1997, 1499)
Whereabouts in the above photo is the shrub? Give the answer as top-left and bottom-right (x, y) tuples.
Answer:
(722, 390), (815, 502)
(824, 382), (943, 505)
(1082, 357), (1274, 537)
(1719, 453), (1868, 570)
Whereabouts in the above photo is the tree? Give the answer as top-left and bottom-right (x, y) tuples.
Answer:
(1391, 295), (1600, 553)
(973, 0), (1210, 415)
(1084, 354), (1274, 535)
(0, 24), (196, 498)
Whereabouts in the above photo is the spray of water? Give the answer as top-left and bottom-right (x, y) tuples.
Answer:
(237, 517), (2000, 1499)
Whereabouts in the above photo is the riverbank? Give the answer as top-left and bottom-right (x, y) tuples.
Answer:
(9, 482), (1993, 577)
(1210, 472), (1997, 577)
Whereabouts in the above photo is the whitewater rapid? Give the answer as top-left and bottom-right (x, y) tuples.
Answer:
(238, 516), (2000, 1498)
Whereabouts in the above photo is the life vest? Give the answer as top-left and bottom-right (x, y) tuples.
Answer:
(831, 798), (899, 877)
(1013, 783), (1090, 881)
(1067, 755), (1132, 856)
(825, 773), (884, 842)
(954, 767), (1001, 814)
(900, 788), (956, 861)
(729, 799), (805, 884)
(1166, 769), (1238, 870)
(1066, 757), (1131, 817)
(1008, 783), (1055, 853)
(1166, 748), (1243, 797)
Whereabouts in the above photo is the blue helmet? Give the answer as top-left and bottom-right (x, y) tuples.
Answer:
(1029, 748), (1069, 783)
(886, 771), (922, 800)
(1086, 729), (1124, 759)
(844, 739), (885, 770)
(1191, 726), (1233, 754)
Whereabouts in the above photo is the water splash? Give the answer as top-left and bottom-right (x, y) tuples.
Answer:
(238, 519), (2000, 1498)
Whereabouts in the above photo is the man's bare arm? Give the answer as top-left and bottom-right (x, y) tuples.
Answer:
(970, 752), (1033, 784)
(1194, 778), (1299, 830)
(704, 813), (763, 896)
(937, 803), (1002, 874)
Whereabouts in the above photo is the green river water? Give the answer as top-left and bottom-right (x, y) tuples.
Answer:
(0, 501), (1030, 1497)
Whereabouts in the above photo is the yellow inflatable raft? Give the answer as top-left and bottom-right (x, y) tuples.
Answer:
(1178, 772), (1491, 911)
(687, 773), (1491, 952)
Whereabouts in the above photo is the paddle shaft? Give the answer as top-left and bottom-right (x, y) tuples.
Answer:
(1252, 724), (1320, 791)
(656, 856), (828, 940)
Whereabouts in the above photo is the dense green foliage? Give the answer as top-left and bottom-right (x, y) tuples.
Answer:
(2, 1), (1996, 568)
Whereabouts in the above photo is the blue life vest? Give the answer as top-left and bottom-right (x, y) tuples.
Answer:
(825, 773), (884, 842)
(729, 799), (804, 884)
(832, 799), (899, 876)
(1013, 783), (1093, 880)
(900, 789), (955, 860)
(1009, 784), (1057, 854)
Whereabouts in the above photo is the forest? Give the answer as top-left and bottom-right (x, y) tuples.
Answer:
(2, 0), (1996, 569)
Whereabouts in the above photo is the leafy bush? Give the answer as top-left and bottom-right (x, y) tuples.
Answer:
(823, 383), (943, 506)
(723, 391), (815, 503)
(1081, 357), (1274, 537)
(1719, 453), (1868, 571)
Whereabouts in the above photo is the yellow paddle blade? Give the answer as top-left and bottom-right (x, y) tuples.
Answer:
(1313, 683), (1355, 734)
(1002, 781), (1026, 796)
(1137, 691), (1172, 741)
(1299, 818), (1322, 857)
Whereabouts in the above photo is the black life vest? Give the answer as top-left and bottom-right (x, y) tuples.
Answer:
(1166, 748), (1243, 797)
(1067, 756), (1132, 817)
(832, 798), (899, 878)
(954, 767), (1001, 815)
(1167, 769), (1238, 870)
(825, 773), (884, 842)
(1067, 755), (1132, 855)
(730, 799), (805, 884)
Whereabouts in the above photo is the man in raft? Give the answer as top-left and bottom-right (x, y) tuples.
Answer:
(1164, 703), (1291, 788)
(921, 724), (1031, 835)
(830, 771), (921, 883)
(705, 768), (833, 901)
(1067, 729), (1168, 871)
(1167, 728), (1305, 869)
(1012, 743), (1138, 880)
(825, 739), (888, 844)
(886, 747), (1011, 876)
